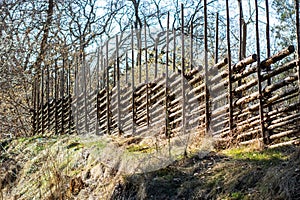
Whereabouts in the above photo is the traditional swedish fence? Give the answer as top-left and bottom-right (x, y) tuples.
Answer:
(32, 1), (300, 148)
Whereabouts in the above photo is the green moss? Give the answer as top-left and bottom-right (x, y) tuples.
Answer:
(126, 144), (155, 153)
(222, 147), (288, 166)
(84, 140), (107, 149)
(231, 191), (245, 200)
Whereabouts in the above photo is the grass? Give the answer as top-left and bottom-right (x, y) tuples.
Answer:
(222, 146), (289, 166)
(1, 133), (299, 200)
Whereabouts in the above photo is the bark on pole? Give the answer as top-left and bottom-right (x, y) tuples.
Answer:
(144, 21), (149, 127)
(106, 41), (110, 135)
(165, 12), (170, 138)
(190, 19), (193, 70)
(125, 52), (128, 84)
(41, 66), (44, 135)
(226, 0), (233, 133)
(155, 37), (158, 78)
(181, 4), (186, 144)
(255, 0), (268, 144)
(131, 27), (136, 135)
(215, 12), (219, 64)
(116, 35), (121, 135)
(95, 48), (100, 135)
(204, 0), (210, 135)
(55, 60), (58, 135)
(173, 28), (176, 72)
(295, 0), (300, 104)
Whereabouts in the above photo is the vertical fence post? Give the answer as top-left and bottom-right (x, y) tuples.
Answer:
(46, 64), (50, 132)
(116, 35), (121, 135)
(101, 48), (105, 88)
(215, 12), (219, 64)
(144, 21), (149, 127)
(75, 57), (79, 134)
(190, 20), (193, 70)
(61, 60), (65, 134)
(173, 28), (176, 72)
(255, 0), (267, 144)
(113, 63), (116, 87)
(155, 37), (158, 79)
(83, 58), (88, 134)
(96, 48), (100, 135)
(238, 0), (243, 61)
(181, 4), (186, 149)
(36, 76), (41, 135)
(125, 52), (128, 84)
(131, 27), (136, 135)
(96, 47), (100, 90)
(295, 0), (300, 104)
(32, 77), (37, 135)
(265, 0), (273, 136)
(41, 66), (45, 135)
(68, 62), (72, 134)
(165, 12), (170, 138)
(106, 41), (110, 135)
(226, 0), (233, 134)
(138, 29), (142, 83)
(55, 60), (58, 135)
(204, 0), (210, 135)
(265, 0), (271, 60)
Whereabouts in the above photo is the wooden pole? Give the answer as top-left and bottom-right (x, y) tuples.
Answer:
(55, 60), (58, 135)
(32, 77), (37, 135)
(36, 76), (41, 135)
(173, 28), (176, 72)
(41, 66), (44, 135)
(61, 59), (65, 134)
(125, 52), (128, 84)
(144, 21), (150, 127)
(204, 0), (210, 135)
(265, 0), (271, 60)
(138, 29), (142, 83)
(131, 26), (136, 135)
(255, 0), (268, 144)
(215, 12), (219, 64)
(238, 0), (243, 61)
(155, 37), (158, 78)
(46, 64), (50, 131)
(181, 4), (186, 147)
(226, 0), (233, 132)
(116, 35), (121, 135)
(96, 48), (100, 135)
(75, 56), (79, 133)
(295, 0), (300, 104)
(106, 41), (110, 135)
(165, 12), (170, 138)
(96, 47), (100, 90)
(113, 62), (116, 87)
(190, 19), (193, 70)
(83, 59), (88, 134)
(265, 0), (273, 135)
(68, 62), (72, 134)
(101, 48), (104, 88)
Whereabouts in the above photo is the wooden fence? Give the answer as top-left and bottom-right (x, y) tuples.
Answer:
(32, 2), (300, 148)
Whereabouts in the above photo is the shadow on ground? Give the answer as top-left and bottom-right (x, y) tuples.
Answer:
(111, 146), (300, 200)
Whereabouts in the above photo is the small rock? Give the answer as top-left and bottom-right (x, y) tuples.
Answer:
(173, 178), (181, 183)
(84, 169), (91, 180)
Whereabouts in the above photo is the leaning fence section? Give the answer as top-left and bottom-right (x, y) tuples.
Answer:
(32, 1), (300, 148)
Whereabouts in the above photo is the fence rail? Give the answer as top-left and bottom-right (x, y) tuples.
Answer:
(32, 2), (300, 148)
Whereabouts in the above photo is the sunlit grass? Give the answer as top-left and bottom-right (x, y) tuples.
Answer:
(222, 146), (289, 166)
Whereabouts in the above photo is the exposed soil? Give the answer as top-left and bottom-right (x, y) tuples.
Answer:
(0, 135), (299, 200)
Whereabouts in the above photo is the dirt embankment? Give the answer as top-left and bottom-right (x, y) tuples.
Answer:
(1, 135), (299, 200)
